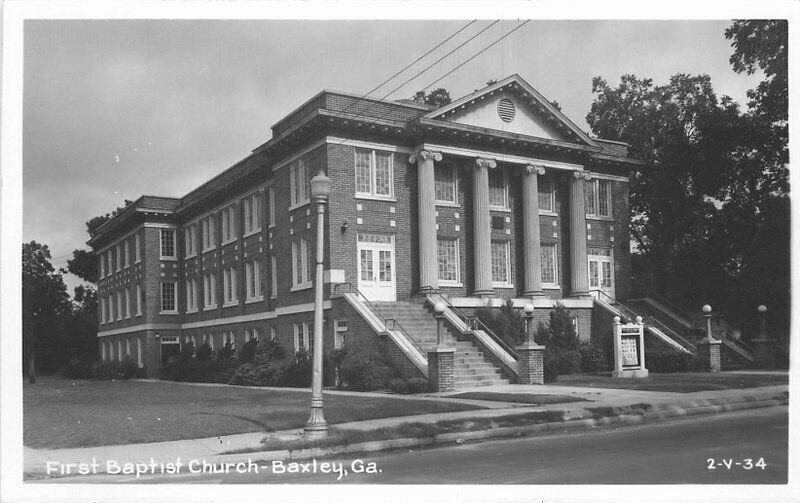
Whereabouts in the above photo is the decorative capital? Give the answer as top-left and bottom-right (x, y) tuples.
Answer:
(475, 157), (497, 170)
(409, 149), (442, 164)
(572, 170), (592, 181)
(525, 164), (546, 176)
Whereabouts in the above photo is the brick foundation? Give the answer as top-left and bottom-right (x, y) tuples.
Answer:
(427, 348), (455, 392)
(698, 340), (722, 372)
(516, 343), (545, 384)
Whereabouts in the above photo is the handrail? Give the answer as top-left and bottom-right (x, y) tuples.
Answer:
(643, 288), (694, 325)
(592, 290), (697, 352)
(333, 282), (425, 356)
(425, 289), (519, 359)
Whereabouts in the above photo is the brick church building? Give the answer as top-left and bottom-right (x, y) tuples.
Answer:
(90, 74), (645, 386)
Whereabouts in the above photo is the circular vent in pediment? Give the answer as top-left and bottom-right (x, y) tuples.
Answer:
(497, 98), (516, 123)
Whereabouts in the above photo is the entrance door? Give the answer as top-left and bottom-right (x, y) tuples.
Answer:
(588, 248), (615, 299)
(160, 335), (181, 366)
(357, 233), (396, 301)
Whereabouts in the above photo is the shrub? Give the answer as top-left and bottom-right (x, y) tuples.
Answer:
(645, 351), (698, 373)
(254, 339), (287, 364)
(91, 356), (138, 381)
(60, 357), (94, 379)
(475, 298), (526, 348)
(158, 360), (238, 383)
(216, 342), (236, 362)
(537, 303), (583, 381)
(389, 377), (429, 394)
(337, 347), (394, 391)
(283, 350), (312, 387)
(579, 341), (609, 372)
(228, 360), (291, 386)
(179, 342), (195, 361)
(543, 346), (581, 382)
(195, 343), (214, 362)
(238, 338), (259, 363)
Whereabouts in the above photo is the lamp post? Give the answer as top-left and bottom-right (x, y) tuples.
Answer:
(304, 170), (331, 438)
(702, 304), (713, 342)
(434, 302), (446, 346)
(758, 305), (767, 338)
(524, 303), (535, 344)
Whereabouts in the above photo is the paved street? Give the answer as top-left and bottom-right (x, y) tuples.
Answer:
(79, 406), (787, 484)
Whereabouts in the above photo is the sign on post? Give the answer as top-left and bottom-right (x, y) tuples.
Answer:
(612, 316), (648, 378)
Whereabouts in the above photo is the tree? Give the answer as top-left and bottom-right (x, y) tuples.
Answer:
(22, 241), (72, 381)
(66, 248), (98, 284)
(86, 199), (134, 238)
(411, 88), (452, 107)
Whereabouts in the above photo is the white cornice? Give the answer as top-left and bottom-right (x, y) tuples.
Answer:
(420, 143), (584, 171)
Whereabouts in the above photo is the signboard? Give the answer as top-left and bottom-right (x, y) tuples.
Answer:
(612, 319), (648, 378)
(620, 336), (640, 367)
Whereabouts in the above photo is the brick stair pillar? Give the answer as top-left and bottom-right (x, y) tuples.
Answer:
(750, 337), (777, 369)
(698, 339), (722, 372)
(515, 342), (545, 384)
(428, 347), (456, 392)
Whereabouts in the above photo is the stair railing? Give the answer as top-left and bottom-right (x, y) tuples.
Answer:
(333, 282), (424, 356)
(643, 288), (694, 325)
(425, 289), (519, 359)
(593, 290), (697, 353)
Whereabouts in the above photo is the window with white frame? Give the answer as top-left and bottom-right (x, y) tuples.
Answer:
(126, 338), (131, 357)
(270, 327), (277, 341)
(538, 176), (555, 213)
(491, 241), (512, 286)
(434, 163), (457, 204)
(245, 328), (259, 342)
(221, 205), (237, 243)
(289, 157), (309, 207)
(161, 282), (177, 312)
(186, 279), (198, 312)
(117, 291), (124, 320)
(488, 169), (508, 209)
(270, 255), (278, 298)
(243, 192), (261, 235)
(437, 238), (460, 284)
(100, 253), (106, 278)
(245, 260), (263, 301)
(585, 178), (612, 218)
(355, 148), (393, 198)
(540, 244), (558, 286)
(202, 215), (216, 251)
(100, 297), (106, 324)
(268, 186), (276, 227)
(124, 288), (130, 318)
(134, 233), (141, 263)
(108, 250), (114, 275)
(108, 294), (114, 322)
(291, 238), (312, 289)
(116, 244), (122, 271)
(135, 283), (142, 316)
(223, 267), (237, 306)
(293, 322), (314, 352)
(185, 224), (197, 258)
(124, 240), (130, 268)
(160, 229), (176, 259)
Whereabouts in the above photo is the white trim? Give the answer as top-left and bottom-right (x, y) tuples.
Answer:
(325, 136), (413, 154)
(272, 138), (327, 172)
(180, 300), (333, 329)
(97, 224), (146, 255)
(588, 172), (629, 182)
(421, 142), (584, 171)
(434, 162), (458, 205)
(354, 147), (395, 200)
(144, 222), (177, 230)
(98, 323), (179, 337)
(448, 297), (594, 309)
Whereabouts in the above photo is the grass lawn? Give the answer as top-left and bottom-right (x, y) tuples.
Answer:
(446, 392), (588, 405)
(549, 372), (788, 393)
(23, 377), (484, 449)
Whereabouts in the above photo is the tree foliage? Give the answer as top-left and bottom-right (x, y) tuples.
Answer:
(86, 199), (134, 238)
(67, 248), (98, 284)
(586, 20), (788, 339)
(411, 87), (452, 107)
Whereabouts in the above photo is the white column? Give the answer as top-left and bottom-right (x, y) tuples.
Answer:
(569, 171), (591, 297)
(523, 165), (546, 297)
(410, 149), (442, 291)
(473, 158), (496, 296)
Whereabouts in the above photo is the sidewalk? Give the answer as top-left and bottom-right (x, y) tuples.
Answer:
(24, 380), (788, 478)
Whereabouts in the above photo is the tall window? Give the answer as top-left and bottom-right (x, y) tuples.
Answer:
(186, 279), (198, 312)
(108, 294), (114, 322)
(268, 186), (276, 227)
(185, 224), (197, 257)
(290, 157), (309, 206)
(124, 288), (131, 318)
(223, 267), (237, 305)
(204, 273), (217, 308)
(160, 229), (176, 258)
(221, 205), (237, 243)
(355, 148), (393, 198)
(246, 260), (262, 301)
(100, 297), (106, 324)
(437, 238), (460, 284)
(161, 282), (177, 312)
(538, 177), (555, 213)
(202, 215), (216, 251)
(124, 240), (130, 268)
(434, 164), (457, 204)
(135, 284), (142, 316)
(586, 179), (612, 217)
(488, 169), (508, 209)
(108, 250), (114, 275)
(117, 291), (124, 320)
(541, 244), (558, 286)
(100, 253), (106, 278)
(270, 255), (278, 298)
(293, 322), (313, 352)
(491, 241), (511, 286)
(291, 238), (311, 289)
(116, 244), (122, 271)
(243, 192), (261, 235)
(134, 233), (141, 263)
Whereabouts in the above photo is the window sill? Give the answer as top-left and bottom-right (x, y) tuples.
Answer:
(539, 210), (558, 217)
(542, 285), (562, 290)
(291, 284), (313, 292)
(202, 247), (217, 254)
(355, 194), (396, 203)
(435, 201), (460, 208)
(223, 302), (239, 308)
(439, 282), (463, 288)
(289, 200), (311, 212)
(586, 215), (614, 222)
(243, 229), (261, 239)
(221, 239), (237, 246)
(160, 256), (178, 261)
(489, 207), (511, 213)
(186, 309), (198, 314)
(245, 297), (265, 304)
(135, 260), (142, 264)
(159, 311), (179, 315)
(185, 253), (197, 260)
(203, 304), (218, 310)
(492, 283), (513, 289)
(136, 312), (143, 317)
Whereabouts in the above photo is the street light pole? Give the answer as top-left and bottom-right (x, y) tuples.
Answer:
(702, 304), (713, 342)
(305, 170), (331, 438)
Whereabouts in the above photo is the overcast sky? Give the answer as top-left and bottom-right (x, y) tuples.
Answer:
(21, 19), (762, 293)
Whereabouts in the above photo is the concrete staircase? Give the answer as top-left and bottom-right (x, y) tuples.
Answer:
(373, 301), (509, 389)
